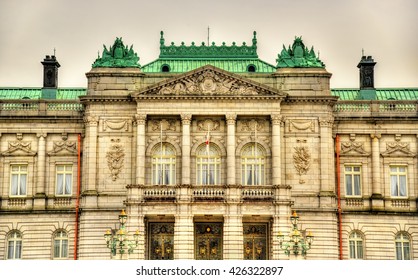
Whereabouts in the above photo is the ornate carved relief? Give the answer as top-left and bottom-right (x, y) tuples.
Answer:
(134, 114), (147, 125)
(48, 141), (77, 155)
(148, 135), (180, 145)
(156, 69), (259, 95)
(239, 119), (266, 132)
(197, 119), (220, 132)
(84, 114), (98, 126)
(288, 119), (316, 132)
(340, 142), (369, 156)
(180, 114), (192, 125)
(2, 134), (35, 156)
(236, 136), (270, 147)
(102, 119), (130, 132)
(381, 142), (416, 157)
(293, 146), (311, 184)
(106, 139), (125, 181)
(151, 119), (177, 132)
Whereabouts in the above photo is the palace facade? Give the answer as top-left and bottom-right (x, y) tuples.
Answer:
(0, 33), (417, 260)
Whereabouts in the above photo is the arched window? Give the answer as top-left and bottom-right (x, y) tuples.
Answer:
(152, 143), (176, 185)
(7, 231), (22, 260)
(196, 143), (221, 185)
(161, 65), (170, 72)
(348, 231), (364, 259)
(247, 64), (256, 73)
(395, 232), (411, 260)
(53, 230), (68, 259)
(241, 143), (265, 185)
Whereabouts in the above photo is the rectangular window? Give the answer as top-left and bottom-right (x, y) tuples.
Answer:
(10, 165), (27, 196)
(390, 166), (407, 197)
(345, 166), (361, 196)
(56, 165), (73, 196)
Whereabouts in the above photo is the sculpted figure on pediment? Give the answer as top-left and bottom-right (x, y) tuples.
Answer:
(340, 141), (369, 156)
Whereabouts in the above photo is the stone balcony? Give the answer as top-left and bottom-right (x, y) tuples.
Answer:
(126, 184), (290, 204)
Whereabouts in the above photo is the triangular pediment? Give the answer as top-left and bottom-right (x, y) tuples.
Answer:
(132, 65), (286, 98)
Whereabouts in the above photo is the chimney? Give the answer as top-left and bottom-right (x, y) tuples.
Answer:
(41, 55), (60, 99)
(357, 55), (376, 100)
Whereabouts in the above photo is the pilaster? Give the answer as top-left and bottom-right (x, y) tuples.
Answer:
(370, 133), (384, 210)
(319, 118), (335, 207)
(82, 114), (99, 207)
(271, 114), (282, 185)
(181, 114), (192, 185)
(226, 114), (237, 185)
(34, 133), (47, 209)
(135, 114), (147, 185)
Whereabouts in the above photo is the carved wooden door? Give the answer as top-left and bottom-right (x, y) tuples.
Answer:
(148, 223), (174, 260)
(243, 223), (268, 260)
(194, 223), (223, 260)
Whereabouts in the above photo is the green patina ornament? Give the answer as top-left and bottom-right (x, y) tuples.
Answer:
(92, 37), (140, 68)
(158, 31), (258, 59)
(276, 37), (325, 68)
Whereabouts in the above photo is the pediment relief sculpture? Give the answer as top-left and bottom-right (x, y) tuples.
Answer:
(151, 119), (177, 132)
(134, 66), (285, 97)
(381, 142), (416, 157)
(239, 119), (267, 132)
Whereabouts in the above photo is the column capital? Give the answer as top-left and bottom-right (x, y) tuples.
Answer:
(181, 114), (192, 125)
(319, 118), (334, 128)
(134, 114), (147, 125)
(84, 114), (99, 126)
(225, 113), (237, 125)
(271, 114), (282, 125)
(36, 133), (47, 139)
(370, 133), (381, 140)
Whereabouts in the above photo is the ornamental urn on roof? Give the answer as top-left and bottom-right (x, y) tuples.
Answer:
(92, 37), (140, 68)
(276, 37), (325, 68)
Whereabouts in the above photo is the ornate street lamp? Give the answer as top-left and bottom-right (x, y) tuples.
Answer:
(104, 209), (140, 257)
(277, 211), (314, 257)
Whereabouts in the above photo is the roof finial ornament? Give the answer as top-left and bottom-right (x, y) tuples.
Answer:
(252, 31), (257, 46)
(207, 26), (210, 46)
(160, 31), (165, 46)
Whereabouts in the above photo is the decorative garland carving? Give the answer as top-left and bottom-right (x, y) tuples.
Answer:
(289, 120), (315, 132)
(103, 119), (129, 131)
(293, 146), (311, 184)
(2, 141), (36, 156)
(106, 139), (125, 181)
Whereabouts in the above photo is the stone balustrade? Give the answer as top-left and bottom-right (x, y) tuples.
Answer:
(0, 99), (84, 117)
(334, 100), (418, 117)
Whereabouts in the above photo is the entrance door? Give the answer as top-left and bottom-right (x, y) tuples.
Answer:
(243, 223), (268, 260)
(148, 222), (174, 260)
(194, 223), (223, 260)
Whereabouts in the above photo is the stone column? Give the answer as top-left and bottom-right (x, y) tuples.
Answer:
(271, 115), (282, 185)
(135, 114), (147, 185)
(36, 133), (46, 195)
(370, 133), (383, 209)
(226, 114), (237, 185)
(272, 184), (292, 260)
(319, 118), (334, 207)
(34, 133), (47, 209)
(83, 114), (99, 195)
(181, 114), (192, 185)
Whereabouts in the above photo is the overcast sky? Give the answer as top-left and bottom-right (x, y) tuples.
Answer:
(0, 0), (417, 89)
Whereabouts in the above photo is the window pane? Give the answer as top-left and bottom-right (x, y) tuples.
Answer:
(345, 175), (352, 196)
(391, 175), (398, 196)
(396, 242), (402, 260)
(54, 240), (60, 258)
(399, 175), (407, 197)
(349, 241), (355, 258)
(354, 174), (361, 196)
(20, 174), (27, 195)
(11, 174), (18, 195)
(8, 241), (14, 259)
(403, 243), (410, 260)
(357, 240), (363, 259)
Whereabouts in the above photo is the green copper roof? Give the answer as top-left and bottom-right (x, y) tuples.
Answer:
(141, 31), (276, 73)
(332, 88), (418, 100)
(0, 88), (86, 99)
(142, 59), (276, 73)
